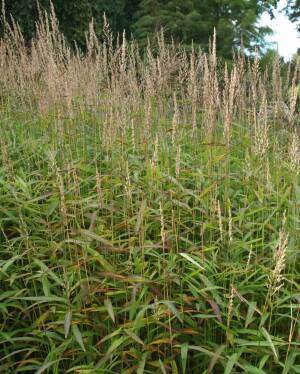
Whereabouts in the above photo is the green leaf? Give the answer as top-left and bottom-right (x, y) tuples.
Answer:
(33, 258), (64, 287)
(208, 344), (226, 373)
(18, 296), (67, 304)
(224, 353), (238, 374)
(96, 336), (128, 368)
(181, 343), (188, 374)
(72, 324), (85, 352)
(258, 355), (270, 370)
(245, 302), (257, 328)
(35, 360), (59, 374)
(104, 298), (115, 323)
(2, 254), (22, 273)
(179, 253), (204, 270)
(137, 352), (147, 374)
(125, 330), (144, 346)
(242, 364), (268, 374)
(159, 359), (167, 374)
(260, 327), (278, 361)
(160, 300), (183, 323)
(64, 310), (72, 339)
(84, 245), (114, 272)
(171, 360), (179, 374)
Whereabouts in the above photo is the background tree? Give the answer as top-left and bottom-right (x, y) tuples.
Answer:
(1, 0), (137, 47)
(285, 0), (300, 31)
(1, 0), (280, 58)
(132, 0), (278, 57)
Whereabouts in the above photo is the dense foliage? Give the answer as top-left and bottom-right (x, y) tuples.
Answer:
(2, 0), (279, 56)
(0, 14), (300, 372)
(132, 0), (277, 57)
(1, 0), (136, 46)
(286, 0), (300, 33)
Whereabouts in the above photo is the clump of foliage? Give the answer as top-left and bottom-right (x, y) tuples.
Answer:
(0, 11), (300, 374)
(1, 0), (278, 56)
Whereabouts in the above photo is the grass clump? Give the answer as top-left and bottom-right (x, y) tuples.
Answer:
(0, 12), (300, 374)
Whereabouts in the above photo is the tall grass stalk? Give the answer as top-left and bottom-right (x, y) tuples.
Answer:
(0, 9), (299, 374)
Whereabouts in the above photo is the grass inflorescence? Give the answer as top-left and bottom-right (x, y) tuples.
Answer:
(0, 11), (300, 374)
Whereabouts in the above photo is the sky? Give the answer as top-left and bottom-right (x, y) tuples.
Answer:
(259, 0), (299, 60)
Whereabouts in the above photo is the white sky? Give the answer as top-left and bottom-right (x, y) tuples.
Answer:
(259, 0), (299, 60)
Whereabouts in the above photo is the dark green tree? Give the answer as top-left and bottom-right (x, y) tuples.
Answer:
(1, 0), (282, 58)
(1, 0), (138, 47)
(131, 0), (278, 57)
(285, 0), (300, 32)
